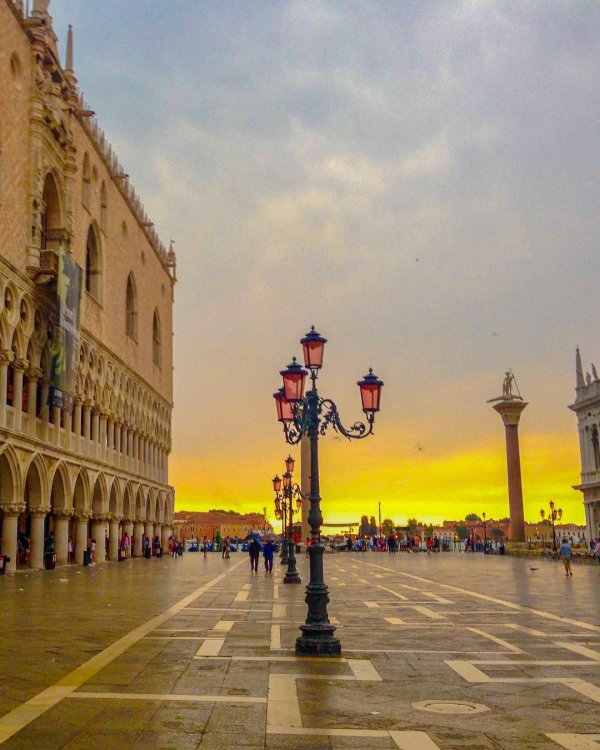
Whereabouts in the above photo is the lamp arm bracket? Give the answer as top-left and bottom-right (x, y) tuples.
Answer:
(318, 398), (374, 440)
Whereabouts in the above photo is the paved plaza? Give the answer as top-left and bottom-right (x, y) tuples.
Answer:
(0, 552), (599, 749)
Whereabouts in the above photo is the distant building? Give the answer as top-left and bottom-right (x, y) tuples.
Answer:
(173, 511), (270, 541)
(570, 348), (600, 541)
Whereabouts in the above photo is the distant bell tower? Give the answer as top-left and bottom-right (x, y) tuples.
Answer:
(488, 372), (527, 543)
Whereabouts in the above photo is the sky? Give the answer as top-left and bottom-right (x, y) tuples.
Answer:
(49, 0), (600, 527)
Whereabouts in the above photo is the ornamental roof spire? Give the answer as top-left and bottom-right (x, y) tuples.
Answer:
(65, 24), (74, 72)
(32, 0), (50, 19)
(576, 347), (585, 389)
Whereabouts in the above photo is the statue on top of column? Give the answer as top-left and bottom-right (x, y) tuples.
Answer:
(487, 370), (523, 403)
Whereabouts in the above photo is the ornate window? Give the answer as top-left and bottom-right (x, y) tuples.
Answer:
(41, 173), (62, 250)
(82, 153), (91, 208)
(125, 273), (137, 340)
(152, 309), (161, 367)
(85, 225), (102, 301)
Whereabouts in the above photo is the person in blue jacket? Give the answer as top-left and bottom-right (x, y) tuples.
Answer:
(263, 540), (275, 573)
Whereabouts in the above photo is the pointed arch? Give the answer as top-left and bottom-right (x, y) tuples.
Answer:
(49, 462), (69, 511)
(91, 472), (107, 517)
(123, 482), (134, 520)
(0, 446), (19, 507)
(22, 453), (46, 510)
(73, 468), (90, 513)
(125, 273), (137, 340)
(108, 479), (119, 517)
(85, 224), (102, 301)
(152, 308), (161, 367)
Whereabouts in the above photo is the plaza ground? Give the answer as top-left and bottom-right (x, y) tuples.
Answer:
(0, 551), (599, 749)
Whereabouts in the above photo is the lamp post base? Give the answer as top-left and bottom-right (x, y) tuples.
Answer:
(284, 568), (301, 584)
(295, 624), (341, 656)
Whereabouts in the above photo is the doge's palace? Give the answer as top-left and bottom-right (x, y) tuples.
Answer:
(0, 0), (176, 572)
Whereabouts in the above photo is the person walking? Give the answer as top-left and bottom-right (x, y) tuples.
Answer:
(263, 539), (275, 573)
(594, 539), (600, 565)
(249, 538), (261, 573)
(560, 538), (573, 577)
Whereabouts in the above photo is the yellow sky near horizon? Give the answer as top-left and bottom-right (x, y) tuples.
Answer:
(170, 431), (584, 528)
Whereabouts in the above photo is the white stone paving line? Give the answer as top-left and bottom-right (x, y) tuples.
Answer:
(547, 734), (600, 749)
(446, 658), (600, 703)
(365, 561), (600, 633)
(0, 560), (245, 745)
(466, 627), (525, 654)
(270, 624), (281, 650)
(412, 605), (446, 620)
(68, 692), (265, 704)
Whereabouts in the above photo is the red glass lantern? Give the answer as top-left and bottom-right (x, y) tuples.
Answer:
(357, 368), (384, 413)
(283, 471), (292, 490)
(549, 500), (555, 511)
(295, 496), (302, 509)
(280, 357), (308, 403)
(285, 455), (295, 473)
(272, 474), (282, 493)
(301, 326), (327, 370)
(273, 388), (294, 423)
(274, 497), (281, 513)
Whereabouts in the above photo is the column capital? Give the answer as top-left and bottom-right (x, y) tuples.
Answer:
(83, 399), (94, 409)
(109, 515), (122, 524)
(92, 513), (110, 523)
(53, 507), (74, 520)
(74, 393), (85, 405)
(0, 349), (14, 367)
(73, 509), (92, 520)
(0, 503), (26, 516)
(29, 505), (50, 517)
(12, 357), (29, 372)
(27, 366), (44, 380)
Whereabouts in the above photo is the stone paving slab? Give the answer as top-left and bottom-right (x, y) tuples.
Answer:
(0, 552), (599, 748)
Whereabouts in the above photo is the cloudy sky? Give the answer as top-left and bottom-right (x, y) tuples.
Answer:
(51, 0), (600, 525)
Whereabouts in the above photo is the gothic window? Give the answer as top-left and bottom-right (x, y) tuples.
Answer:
(125, 273), (137, 340)
(82, 153), (91, 208)
(152, 309), (161, 367)
(85, 225), (102, 301)
(100, 181), (107, 232)
(592, 426), (600, 470)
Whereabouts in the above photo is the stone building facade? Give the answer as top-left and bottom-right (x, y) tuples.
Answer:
(0, 0), (176, 571)
(569, 348), (600, 543)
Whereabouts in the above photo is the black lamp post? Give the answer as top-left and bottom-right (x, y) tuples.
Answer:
(272, 474), (288, 564)
(272, 456), (303, 584)
(482, 512), (487, 551)
(274, 326), (383, 656)
(540, 502), (562, 552)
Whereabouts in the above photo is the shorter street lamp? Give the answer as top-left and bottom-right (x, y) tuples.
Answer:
(272, 455), (303, 584)
(271, 474), (288, 564)
(482, 512), (487, 551)
(540, 502), (562, 552)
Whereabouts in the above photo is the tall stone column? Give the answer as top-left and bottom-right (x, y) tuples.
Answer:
(92, 517), (109, 562)
(74, 511), (90, 565)
(12, 358), (29, 432)
(133, 520), (144, 557)
(153, 523), (161, 541)
(145, 521), (154, 542)
(91, 409), (100, 455)
(108, 517), (120, 560)
(83, 401), (92, 440)
(161, 525), (170, 550)
(1, 505), (24, 572)
(99, 412), (108, 460)
(54, 509), (72, 564)
(492, 396), (528, 544)
(30, 507), (49, 569)
(72, 396), (83, 452)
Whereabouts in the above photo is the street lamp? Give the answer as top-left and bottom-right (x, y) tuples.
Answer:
(272, 474), (288, 564)
(274, 326), (384, 656)
(272, 457), (303, 584)
(540, 502), (562, 552)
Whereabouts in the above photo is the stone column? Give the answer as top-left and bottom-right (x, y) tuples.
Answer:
(492, 399), (528, 543)
(27, 367), (43, 420)
(83, 400), (92, 440)
(145, 521), (154, 541)
(153, 523), (161, 541)
(0, 505), (24, 572)
(54, 509), (72, 564)
(30, 507), (49, 569)
(133, 520), (144, 557)
(99, 412), (108, 460)
(107, 417), (115, 452)
(161, 525), (170, 550)
(109, 517), (120, 560)
(72, 396), (83, 451)
(91, 517), (107, 562)
(0, 349), (14, 427)
(12, 358), (29, 432)
(74, 511), (90, 565)
(91, 409), (100, 454)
